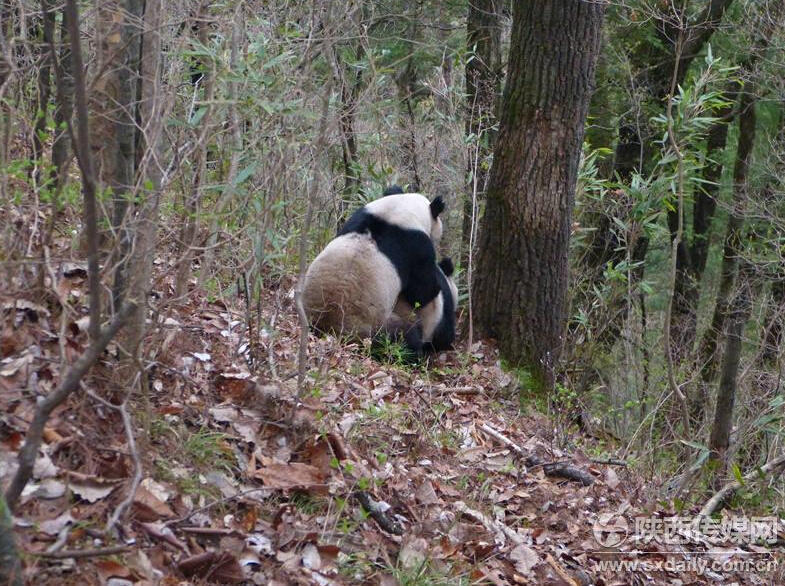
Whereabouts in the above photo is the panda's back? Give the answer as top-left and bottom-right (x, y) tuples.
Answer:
(303, 233), (401, 336)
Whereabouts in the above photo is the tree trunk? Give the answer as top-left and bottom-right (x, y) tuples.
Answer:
(695, 89), (757, 423)
(32, 0), (54, 183)
(462, 0), (501, 267)
(395, 13), (421, 190)
(670, 108), (733, 351)
(337, 40), (364, 219)
(472, 0), (604, 392)
(90, 1), (124, 234)
(0, 493), (22, 586)
(110, 0), (144, 307)
(708, 260), (752, 480)
(759, 278), (785, 366)
(612, 0), (734, 179)
(175, 2), (214, 299)
(670, 4), (781, 357)
(51, 1), (73, 188)
(118, 0), (163, 367)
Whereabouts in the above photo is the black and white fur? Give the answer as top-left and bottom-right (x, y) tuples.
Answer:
(385, 257), (458, 358)
(303, 192), (445, 337)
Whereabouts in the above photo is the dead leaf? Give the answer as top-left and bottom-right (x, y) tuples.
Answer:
(301, 543), (321, 570)
(415, 480), (440, 505)
(178, 551), (244, 584)
(24, 478), (66, 501)
(33, 452), (58, 479)
(95, 559), (131, 582)
(133, 485), (175, 521)
(140, 477), (173, 503)
(71, 480), (118, 503)
(39, 511), (74, 535)
(604, 467), (620, 489)
(0, 352), (34, 377)
(509, 544), (540, 575)
(399, 536), (429, 570)
(254, 462), (327, 493)
(210, 405), (240, 423)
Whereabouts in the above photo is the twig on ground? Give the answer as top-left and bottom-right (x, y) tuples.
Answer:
(480, 423), (595, 486)
(589, 458), (628, 467)
(86, 385), (143, 535)
(163, 488), (270, 528)
(32, 545), (132, 559)
(354, 491), (403, 535)
(454, 500), (524, 546)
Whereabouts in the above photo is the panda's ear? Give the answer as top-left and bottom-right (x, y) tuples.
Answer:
(438, 257), (454, 277)
(383, 184), (404, 196)
(430, 196), (445, 219)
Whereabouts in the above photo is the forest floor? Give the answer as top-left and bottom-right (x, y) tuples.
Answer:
(2, 231), (783, 585)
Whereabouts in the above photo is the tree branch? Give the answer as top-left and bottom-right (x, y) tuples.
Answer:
(64, 0), (101, 340)
(693, 453), (785, 522)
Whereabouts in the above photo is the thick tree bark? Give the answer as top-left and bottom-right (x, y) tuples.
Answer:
(472, 0), (604, 391)
(695, 90), (757, 423)
(462, 0), (501, 267)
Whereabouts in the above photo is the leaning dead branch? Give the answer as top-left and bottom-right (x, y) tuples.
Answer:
(693, 452), (785, 523)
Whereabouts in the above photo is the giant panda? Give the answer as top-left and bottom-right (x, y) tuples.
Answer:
(381, 257), (458, 360)
(303, 192), (445, 339)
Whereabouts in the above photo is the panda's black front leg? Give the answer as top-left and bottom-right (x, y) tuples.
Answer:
(400, 250), (441, 310)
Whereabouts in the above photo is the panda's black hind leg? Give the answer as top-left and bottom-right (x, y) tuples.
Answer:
(371, 317), (424, 365)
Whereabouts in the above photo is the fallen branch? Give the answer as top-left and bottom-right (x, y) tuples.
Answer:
(5, 302), (136, 511)
(590, 458), (628, 467)
(435, 386), (482, 395)
(454, 500), (524, 546)
(354, 491), (403, 535)
(31, 545), (131, 559)
(480, 423), (594, 486)
(546, 553), (579, 586)
(693, 453), (785, 523)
